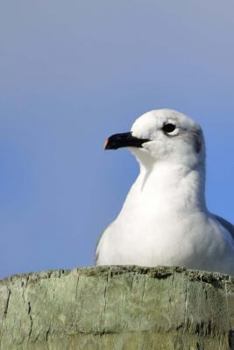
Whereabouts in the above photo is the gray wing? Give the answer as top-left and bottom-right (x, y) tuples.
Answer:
(213, 215), (234, 240)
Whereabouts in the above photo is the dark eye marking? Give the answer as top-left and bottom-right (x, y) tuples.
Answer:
(162, 123), (176, 134)
(194, 133), (202, 153)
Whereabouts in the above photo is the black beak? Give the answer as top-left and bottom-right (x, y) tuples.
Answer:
(104, 132), (150, 150)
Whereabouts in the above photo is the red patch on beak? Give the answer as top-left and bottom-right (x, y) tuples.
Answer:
(104, 138), (109, 149)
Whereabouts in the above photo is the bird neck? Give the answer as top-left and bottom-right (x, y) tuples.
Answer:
(130, 161), (207, 214)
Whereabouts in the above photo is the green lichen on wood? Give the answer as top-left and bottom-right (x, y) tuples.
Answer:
(0, 266), (233, 349)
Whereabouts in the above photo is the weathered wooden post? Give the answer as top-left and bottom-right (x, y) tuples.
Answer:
(0, 266), (233, 349)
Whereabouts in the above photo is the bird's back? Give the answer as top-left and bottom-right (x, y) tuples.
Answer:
(213, 215), (234, 240)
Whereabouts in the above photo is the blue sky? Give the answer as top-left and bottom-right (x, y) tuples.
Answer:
(0, 1), (233, 278)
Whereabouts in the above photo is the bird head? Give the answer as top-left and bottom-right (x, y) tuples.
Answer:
(105, 109), (205, 169)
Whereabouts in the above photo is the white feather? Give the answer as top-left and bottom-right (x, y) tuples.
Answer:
(96, 109), (234, 275)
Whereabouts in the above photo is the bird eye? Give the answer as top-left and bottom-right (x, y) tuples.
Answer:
(162, 123), (176, 134)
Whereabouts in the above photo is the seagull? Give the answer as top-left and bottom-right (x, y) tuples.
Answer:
(96, 109), (234, 275)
